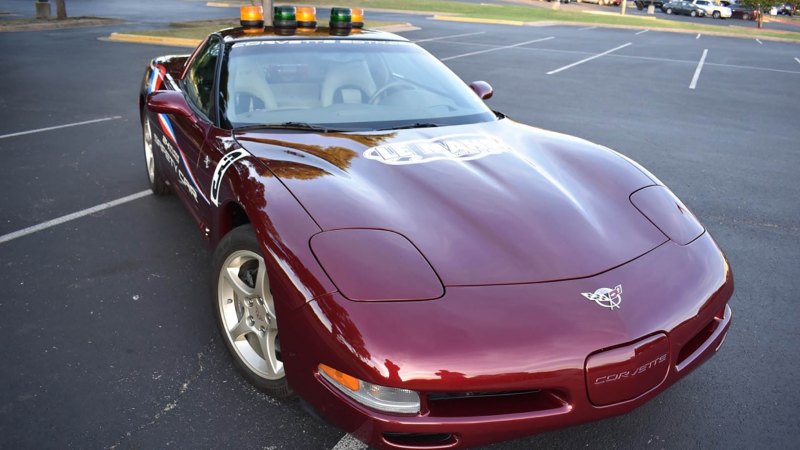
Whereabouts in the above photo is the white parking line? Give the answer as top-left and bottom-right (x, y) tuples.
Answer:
(689, 48), (708, 90)
(441, 36), (554, 61)
(796, 57), (800, 64)
(331, 434), (367, 450)
(696, 33), (701, 40)
(0, 190), (151, 245)
(756, 39), (763, 45)
(413, 31), (485, 43)
(429, 39), (800, 75)
(0, 116), (122, 140)
(578, 26), (596, 31)
(636, 29), (649, 35)
(546, 42), (632, 75)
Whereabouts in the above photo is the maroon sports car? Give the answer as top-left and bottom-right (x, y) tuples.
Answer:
(139, 6), (733, 449)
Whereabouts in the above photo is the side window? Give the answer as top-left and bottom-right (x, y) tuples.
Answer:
(184, 38), (222, 121)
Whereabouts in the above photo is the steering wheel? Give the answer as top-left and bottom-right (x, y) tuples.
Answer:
(369, 80), (415, 105)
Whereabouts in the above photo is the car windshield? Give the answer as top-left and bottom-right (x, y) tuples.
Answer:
(220, 39), (496, 131)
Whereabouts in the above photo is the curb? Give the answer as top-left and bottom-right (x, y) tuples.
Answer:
(106, 32), (200, 47)
(0, 17), (122, 32)
(431, 15), (800, 43)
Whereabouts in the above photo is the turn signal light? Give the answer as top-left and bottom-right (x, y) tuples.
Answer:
(240, 5), (264, 29)
(319, 364), (360, 391)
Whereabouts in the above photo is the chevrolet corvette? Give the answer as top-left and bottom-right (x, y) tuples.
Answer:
(139, 6), (734, 449)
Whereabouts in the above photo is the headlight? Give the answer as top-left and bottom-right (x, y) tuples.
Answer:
(310, 229), (443, 302)
(319, 364), (420, 414)
(630, 186), (704, 245)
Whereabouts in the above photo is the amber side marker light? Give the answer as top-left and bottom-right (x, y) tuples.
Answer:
(240, 5), (264, 31)
(296, 6), (317, 30)
(318, 364), (420, 414)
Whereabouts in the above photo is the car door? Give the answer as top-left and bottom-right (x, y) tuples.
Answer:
(168, 36), (223, 226)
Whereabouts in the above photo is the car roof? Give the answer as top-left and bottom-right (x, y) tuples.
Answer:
(217, 26), (409, 44)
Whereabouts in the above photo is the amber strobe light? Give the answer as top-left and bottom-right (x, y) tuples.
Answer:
(296, 6), (317, 29)
(329, 7), (352, 36)
(240, 5), (264, 29)
(318, 364), (420, 414)
(351, 7), (364, 29)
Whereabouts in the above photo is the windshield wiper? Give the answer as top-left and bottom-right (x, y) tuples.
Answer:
(234, 122), (345, 133)
(382, 122), (442, 131)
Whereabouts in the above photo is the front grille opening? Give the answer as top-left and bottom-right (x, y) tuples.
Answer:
(677, 311), (722, 365)
(426, 389), (566, 417)
(383, 432), (456, 448)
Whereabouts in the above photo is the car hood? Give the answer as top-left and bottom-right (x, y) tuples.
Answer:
(234, 119), (667, 286)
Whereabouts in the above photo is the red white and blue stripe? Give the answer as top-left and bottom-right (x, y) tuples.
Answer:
(147, 64), (210, 204)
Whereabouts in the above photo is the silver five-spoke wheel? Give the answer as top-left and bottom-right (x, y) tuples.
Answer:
(217, 250), (284, 380)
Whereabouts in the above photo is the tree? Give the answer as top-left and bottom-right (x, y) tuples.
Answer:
(736, 0), (784, 28)
(55, 0), (66, 19)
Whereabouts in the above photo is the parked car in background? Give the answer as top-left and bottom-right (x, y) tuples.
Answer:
(778, 3), (797, 15)
(634, 0), (668, 9)
(581, 0), (615, 5)
(727, 2), (759, 20)
(691, 0), (733, 18)
(662, 1), (707, 16)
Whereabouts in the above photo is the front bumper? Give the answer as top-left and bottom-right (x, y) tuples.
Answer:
(280, 233), (734, 449)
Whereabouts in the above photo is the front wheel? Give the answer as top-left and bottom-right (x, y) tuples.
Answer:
(666, 8), (673, 14)
(713, 11), (720, 18)
(691, 10), (697, 17)
(213, 225), (291, 397)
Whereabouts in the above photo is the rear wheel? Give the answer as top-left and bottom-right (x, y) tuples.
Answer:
(666, 8), (673, 14)
(691, 10), (697, 17)
(142, 115), (169, 195)
(213, 225), (291, 398)
(713, 11), (721, 18)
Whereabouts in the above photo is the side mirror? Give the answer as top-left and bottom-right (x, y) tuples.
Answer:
(469, 81), (493, 100)
(146, 90), (193, 118)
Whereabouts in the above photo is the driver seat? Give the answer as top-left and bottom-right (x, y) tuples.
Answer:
(320, 60), (376, 107)
(229, 61), (278, 121)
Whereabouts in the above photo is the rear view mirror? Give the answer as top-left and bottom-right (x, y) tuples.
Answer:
(146, 90), (193, 118)
(469, 81), (493, 100)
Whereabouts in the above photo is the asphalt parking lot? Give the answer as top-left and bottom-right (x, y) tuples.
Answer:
(1, 4), (799, 450)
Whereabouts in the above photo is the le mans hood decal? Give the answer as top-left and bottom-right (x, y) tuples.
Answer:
(363, 134), (514, 166)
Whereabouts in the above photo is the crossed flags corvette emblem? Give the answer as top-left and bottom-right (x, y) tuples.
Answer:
(581, 285), (623, 310)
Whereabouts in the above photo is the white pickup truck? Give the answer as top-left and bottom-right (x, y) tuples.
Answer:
(691, 0), (733, 18)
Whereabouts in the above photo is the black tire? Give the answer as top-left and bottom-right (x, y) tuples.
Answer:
(666, 8), (673, 14)
(713, 11), (720, 18)
(142, 114), (170, 195)
(743, 13), (750, 20)
(691, 10), (697, 17)
(212, 225), (292, 398)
